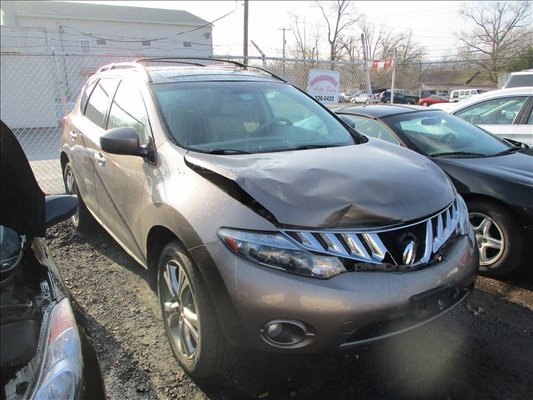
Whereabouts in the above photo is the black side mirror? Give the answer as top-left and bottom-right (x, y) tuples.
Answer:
(45, 195), (78, 228)
(338, 115), (356, 128)
(100, 127), (148, 157)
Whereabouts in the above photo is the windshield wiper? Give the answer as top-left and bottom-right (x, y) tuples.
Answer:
(493, 146), (523, 156)
(430, 151), (487, 158)
(205, 149), (251, 155)
(287, 143), (348, 151)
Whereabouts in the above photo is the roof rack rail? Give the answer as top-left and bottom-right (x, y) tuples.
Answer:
(96, 62), (151, 82)
(134, 57), (286, 83)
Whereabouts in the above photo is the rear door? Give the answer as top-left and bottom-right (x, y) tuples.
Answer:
(75, 78), (120, 217)
(95, 79), (153, 262)
(65, 78), (97, 203)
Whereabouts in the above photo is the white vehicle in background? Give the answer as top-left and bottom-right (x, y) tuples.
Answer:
(350, 92), (379, 104)
(449, 88), (488, 102)
(431, 87), (533, 145)
(502, 70), (533, 89)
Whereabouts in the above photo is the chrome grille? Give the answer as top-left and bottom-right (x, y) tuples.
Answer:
(282, 200), (460, 267)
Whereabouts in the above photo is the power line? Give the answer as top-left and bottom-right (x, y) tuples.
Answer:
(61, 9), (234, 43)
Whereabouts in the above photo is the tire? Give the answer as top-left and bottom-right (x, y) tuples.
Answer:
(423, 102), (429, 107)
(63, 162), (96, 233)
(385, 99), (391, 104)
(157, 241), (233, 379)
(468, 199), (523, 277)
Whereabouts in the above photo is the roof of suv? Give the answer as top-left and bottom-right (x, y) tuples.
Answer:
(95, 58), (284, 84)
(147, 67), (278, 84)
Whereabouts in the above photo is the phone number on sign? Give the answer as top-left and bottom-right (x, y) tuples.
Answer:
(314, 95), (336, 102)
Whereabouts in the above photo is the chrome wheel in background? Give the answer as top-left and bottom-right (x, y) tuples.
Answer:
(470, 212), (504, 266)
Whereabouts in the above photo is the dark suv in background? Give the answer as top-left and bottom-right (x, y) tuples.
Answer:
(60, 58), (478, 379)
(380, 90), (419, 104)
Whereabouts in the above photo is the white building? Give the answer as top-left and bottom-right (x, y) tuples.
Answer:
(0, 1), (213, 56)
(0, 1), (213, 128)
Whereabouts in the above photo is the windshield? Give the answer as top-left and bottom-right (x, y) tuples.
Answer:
(384, 111), (512, 157)
(152, 81), (356, 153)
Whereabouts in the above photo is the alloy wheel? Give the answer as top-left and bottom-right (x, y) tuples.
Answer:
(469, 212), (505, 267)
(161, 259), (199, 359)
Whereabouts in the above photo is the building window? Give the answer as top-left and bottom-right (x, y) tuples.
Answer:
(183, 41), (192, 48)
(142, 40), (151, 47)
(204, 32), (211, 39)
(96, 39), (106, 45)
(80, 40), (91, 53)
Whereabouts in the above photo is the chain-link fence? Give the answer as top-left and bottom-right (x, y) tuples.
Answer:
(0, 52), (366, 194)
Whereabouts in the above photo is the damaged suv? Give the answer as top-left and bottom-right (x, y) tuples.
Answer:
(60, 59), (478, 379)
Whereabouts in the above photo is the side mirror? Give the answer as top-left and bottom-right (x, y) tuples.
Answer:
(0, 225), (24, 272)
(100, 127), (147, 157)
(45, 195), (78, 228)
(338, 115), (356, 128)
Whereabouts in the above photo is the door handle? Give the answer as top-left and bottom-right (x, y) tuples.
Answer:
(69, 130), (77, 140)
(95, 152), (106, 166)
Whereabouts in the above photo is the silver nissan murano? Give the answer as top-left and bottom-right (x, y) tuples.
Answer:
(60, 58), (478, 379)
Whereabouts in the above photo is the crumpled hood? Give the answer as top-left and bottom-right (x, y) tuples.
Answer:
(185, 139), (455, 229)
(0, 120), (46, 236)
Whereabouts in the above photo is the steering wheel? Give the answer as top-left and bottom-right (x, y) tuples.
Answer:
(440, 133), (456, 145)
(254, 117), (293, 136)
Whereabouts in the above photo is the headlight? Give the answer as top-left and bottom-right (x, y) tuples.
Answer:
(31, 298), (83, 400)
(456, 195), (471, 235)
(218, 228), (346, 279)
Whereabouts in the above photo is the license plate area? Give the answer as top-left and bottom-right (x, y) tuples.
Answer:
(410, 285), (461, 320)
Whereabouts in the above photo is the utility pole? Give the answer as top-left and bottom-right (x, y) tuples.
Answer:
(243, 0), (249, 65)
(361, 34), (372, 99)
(279, 27), (290, 77)
(391, 48), (397, 104)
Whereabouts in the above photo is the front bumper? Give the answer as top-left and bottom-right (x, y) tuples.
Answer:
(199, 230), (478, 353)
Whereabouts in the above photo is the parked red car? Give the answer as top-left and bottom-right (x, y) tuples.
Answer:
(418, 95), (449, 106)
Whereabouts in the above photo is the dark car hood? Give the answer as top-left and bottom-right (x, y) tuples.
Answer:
(433, 151), (533, 186)
(0, 121), (46, 237)
(185, 139), (455, 229)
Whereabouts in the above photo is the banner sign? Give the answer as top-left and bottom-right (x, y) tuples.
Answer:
(371, 58), (394, 72)
(307, 69), (340, 103)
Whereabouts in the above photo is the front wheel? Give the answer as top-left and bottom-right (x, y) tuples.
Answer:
(468, 199), (522, 276)
(423, 102), (429, 107)
(157, 241), (233, 379)
(63, 162), (96, 232)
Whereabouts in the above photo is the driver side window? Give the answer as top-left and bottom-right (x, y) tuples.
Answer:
(342, 115), (400, 145)
(455, 97), (527, 125)
(107, 81), (150, 146)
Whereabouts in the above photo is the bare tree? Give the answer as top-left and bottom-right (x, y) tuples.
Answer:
(457, 1), (532, 83)
(289, 13), (321, 60)
(315, 0), (360, 62)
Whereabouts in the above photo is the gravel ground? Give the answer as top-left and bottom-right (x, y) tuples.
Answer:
(46, 222), (533, 400)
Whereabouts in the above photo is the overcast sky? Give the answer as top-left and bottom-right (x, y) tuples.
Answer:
(75, 1), (476, 60)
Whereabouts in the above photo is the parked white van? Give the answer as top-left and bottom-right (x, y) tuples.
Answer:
(449, 88), (487, 102)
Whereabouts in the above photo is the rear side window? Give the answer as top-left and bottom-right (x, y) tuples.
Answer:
(107, 80), (150, 145)
(80, 79), (98, 114)
(455, 96), (527, 125)
(84, 79), (119, 128)
(505, 75), (533, 88)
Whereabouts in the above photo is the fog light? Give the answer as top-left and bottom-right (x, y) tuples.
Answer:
(262, 320), (311, 347)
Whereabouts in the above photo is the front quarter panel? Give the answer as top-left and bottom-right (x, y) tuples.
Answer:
(141, 141), (278, 253)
